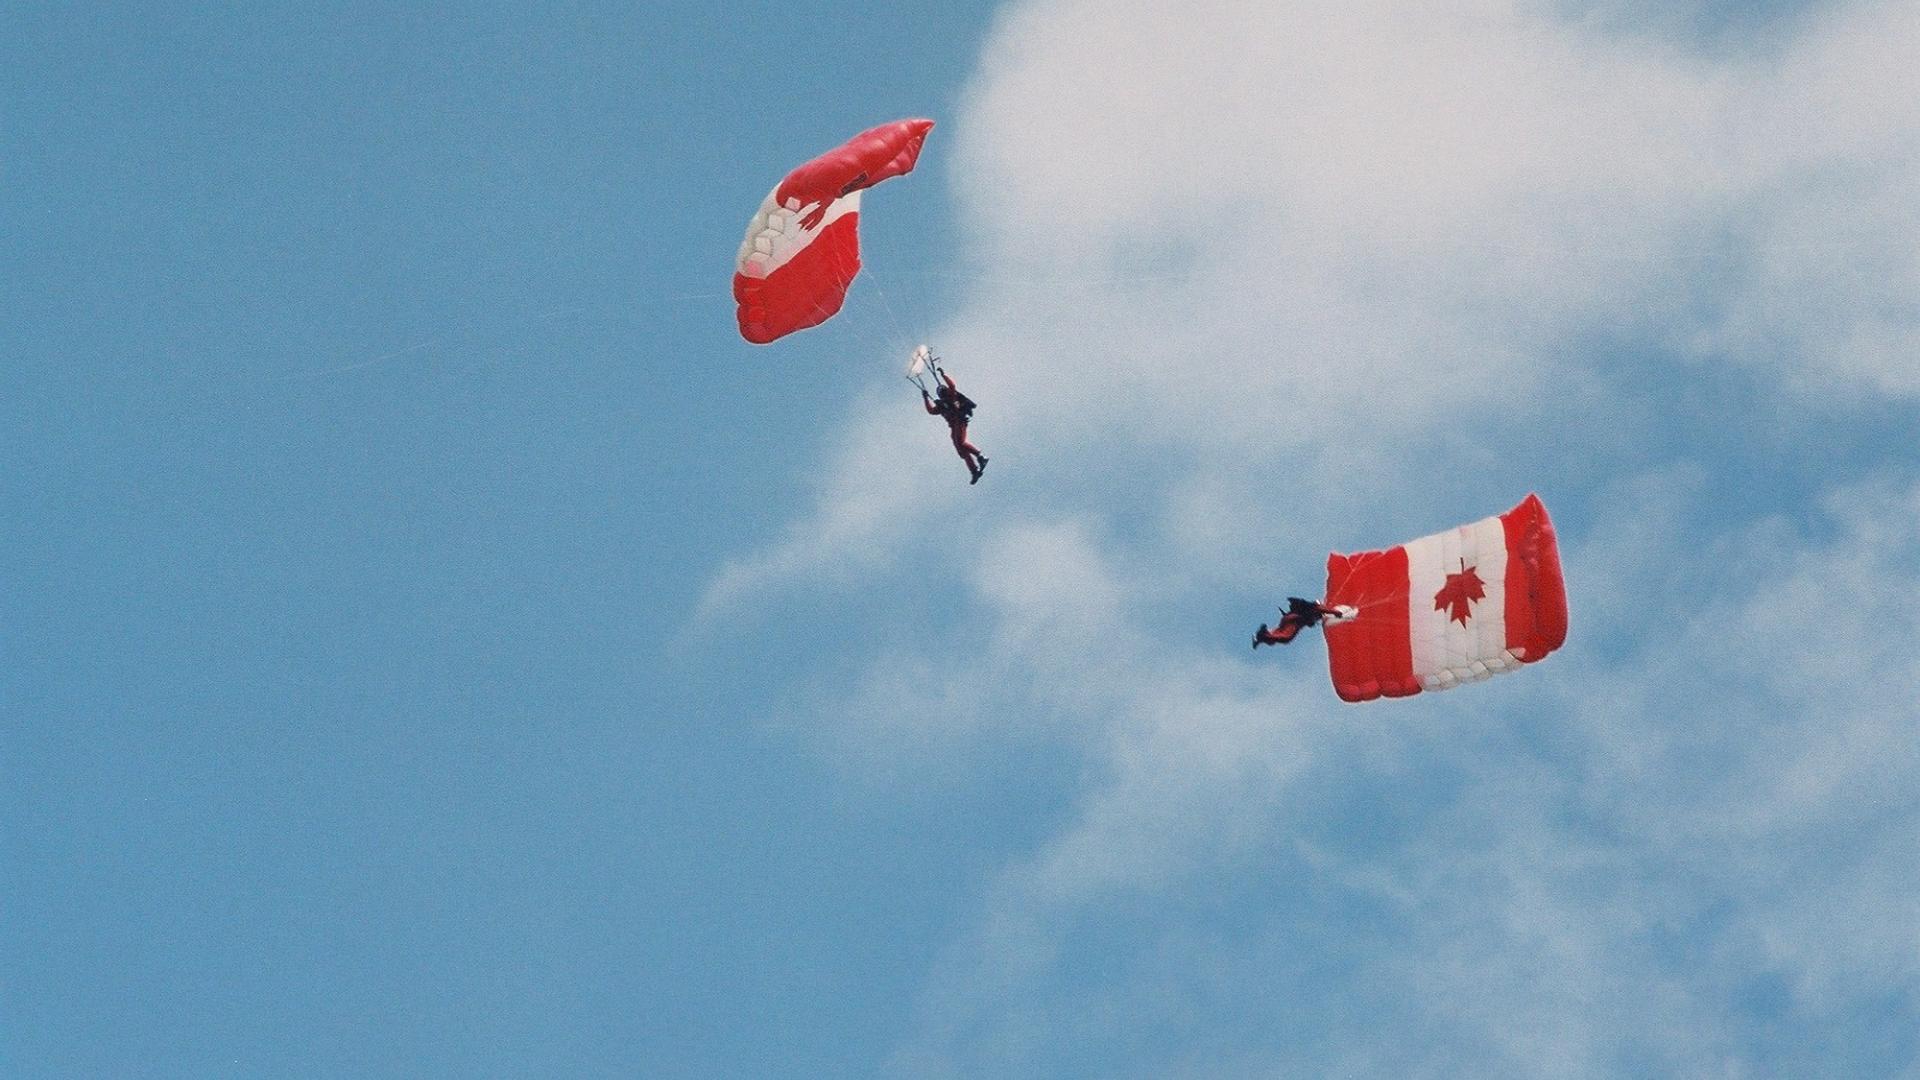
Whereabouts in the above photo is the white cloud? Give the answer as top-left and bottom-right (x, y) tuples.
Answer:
(705, 0), (1916, 615)
(1561, 477), (1920, 1006)
(696, 391), (947, 619)
(704, 0), (1920, 1072)
(879, 472), (1920, 1077)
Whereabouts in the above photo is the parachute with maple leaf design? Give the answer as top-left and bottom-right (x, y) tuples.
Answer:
(1315, 494), (1568, 702)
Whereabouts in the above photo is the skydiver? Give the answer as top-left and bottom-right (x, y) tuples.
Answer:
(1253, 597), (1347, 648)
(922, 366), (989, 484)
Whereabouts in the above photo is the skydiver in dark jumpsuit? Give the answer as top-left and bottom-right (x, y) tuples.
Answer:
(923, 371), (988, 484)
(1253, 597), (1346, 648)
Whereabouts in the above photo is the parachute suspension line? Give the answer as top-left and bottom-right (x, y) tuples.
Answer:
(860, 257), (914, 349)
(1320, 551), (1375, 620)
(1323, 552), (1358, 607)
(825, 242), (912, 386)
(823, 238), (900, 361)
(903, 260), (935, 352)
(1321, 561), (1416, 620)
(1340, 594), (1405, 619)
(909, 365), (936, 396)
(1296, 560), (1407, 633)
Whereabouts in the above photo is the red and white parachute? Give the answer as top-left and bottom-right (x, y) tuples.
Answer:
(734, 119), (935, 345)
(1321, 494), (1568, 702)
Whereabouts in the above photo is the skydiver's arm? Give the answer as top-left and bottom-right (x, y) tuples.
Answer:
(923, 392), (939, 415)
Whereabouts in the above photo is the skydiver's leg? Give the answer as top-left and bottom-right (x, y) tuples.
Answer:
(951, 426), (982, 470)
(958, 426), (988, 467)
(1253, 621), (1297, 647)
(951, 427), (987, 484)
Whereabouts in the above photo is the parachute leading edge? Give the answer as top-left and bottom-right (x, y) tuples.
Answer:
(1322, 494), (1568, 702)
(734, 119), (935, 345)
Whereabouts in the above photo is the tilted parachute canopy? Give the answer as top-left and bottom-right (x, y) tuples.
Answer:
(734, 119), (935, 344)
(1322, 494), (1568, 702)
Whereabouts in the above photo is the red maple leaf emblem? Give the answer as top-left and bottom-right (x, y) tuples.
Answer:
(1434, 559), (1486, 626)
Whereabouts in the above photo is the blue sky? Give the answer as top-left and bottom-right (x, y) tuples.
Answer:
(5, 2), (1917, 1077)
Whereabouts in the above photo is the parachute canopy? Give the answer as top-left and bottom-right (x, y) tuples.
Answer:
(1322, 494), (1567, 702)
(734, 119), (935, 345)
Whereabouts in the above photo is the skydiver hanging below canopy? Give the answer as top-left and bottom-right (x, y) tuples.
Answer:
(1253, 597), (1353, 648)
(909, 346), (988, 485)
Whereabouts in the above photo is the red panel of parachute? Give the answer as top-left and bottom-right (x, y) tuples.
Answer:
(1323, 494), (1567, 703)
(1323, 546), (1418, 702)
(734, 119), (934, 345)
(1499, 493), (1569, 665)
(735, 214), (862, 344)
